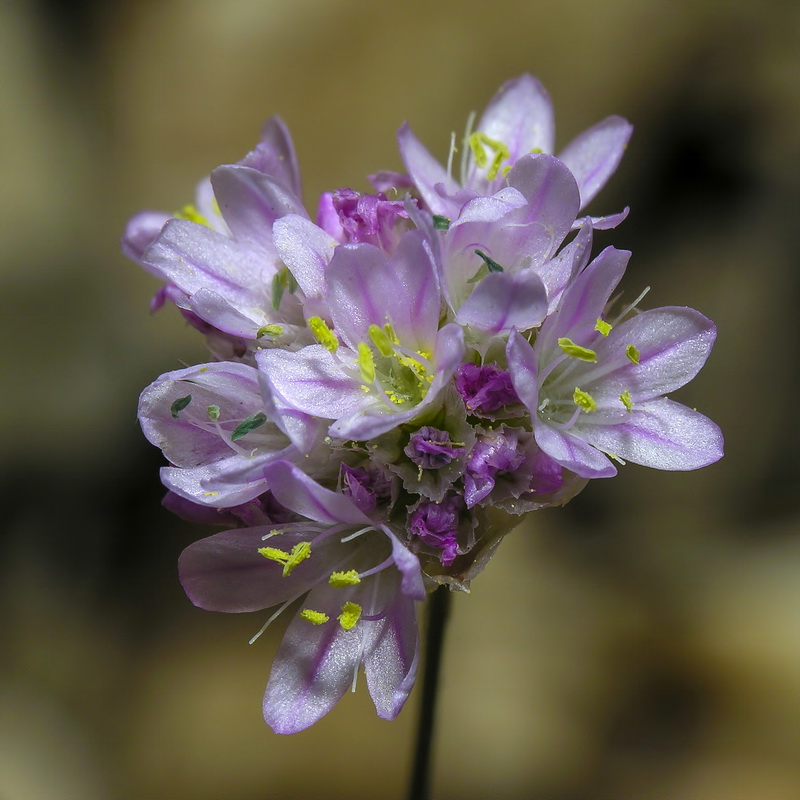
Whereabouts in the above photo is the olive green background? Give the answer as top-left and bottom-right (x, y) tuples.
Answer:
(2, 0), (799, 797)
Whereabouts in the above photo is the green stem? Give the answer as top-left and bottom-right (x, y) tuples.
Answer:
(407, 585), (452, 800)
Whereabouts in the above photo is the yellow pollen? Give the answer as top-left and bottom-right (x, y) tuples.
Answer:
(626, 344), (640, 365)
(368, 324), (394, 357)
(257, 324), (284, 338)
(258, 541), (312, 577)
(595, 318), (612, 337)
(308, 316), (338, 353)
(619, 390), (633, 413)
(468, 132), (510, 181)
(299, 609), (329, 625)
(573, 387), (597, 413)
(329, 569), (362, 587)
(558, 337), (598, 362)
(357, 342), (376, 383)
(338, 601), (362, 631)
(176, 204), (210, 226)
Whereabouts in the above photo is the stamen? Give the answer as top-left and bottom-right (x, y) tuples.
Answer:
(357, 342), (376, 383)
(257, 324), (284, 338)
(338, 602), (362, 631)
(619, 390), (633, 412)
(626, 345), (640, 365)
(248, 597), (295, 644)
(468, 132), (510, 181)
(573, 387), (597, 413)
(299, 609), (329, 625)
(611, 286), (651, 326)
(460, 110), (476, 185)
(170, 395), (192, 418)
(308, 316), (339, 353)
(446, 131), (457, 179)
(595, 318), (612, 337)
(329, 569), (362, 587)
(558, 337), (598, 362)
(257, 541), (312, 577)
(368, 324), (394, 357)
(176, 204), (210, 227)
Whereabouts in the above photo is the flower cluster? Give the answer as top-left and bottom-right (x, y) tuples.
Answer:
(126, 75), (723, 734)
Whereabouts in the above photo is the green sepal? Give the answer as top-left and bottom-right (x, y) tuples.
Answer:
(432, 215), (451, 231)
(474, 249), (504, 273)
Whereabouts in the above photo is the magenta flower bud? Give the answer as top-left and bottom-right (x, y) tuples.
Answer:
(404, 427), (460, 470)
(455, 363), (520, 416)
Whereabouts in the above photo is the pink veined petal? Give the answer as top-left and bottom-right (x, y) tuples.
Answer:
(456, 269), (548, 334)
(326, 232), (440, 352)
(533, 419), (617, 479)
(239, 115), (303, 198)
(190, 286), (272, 338)
(539, 223), (594, 314)
(576, 397), (724, 471)
(262, 460), (369, 526)
(397, 121), (460, 218)
(160, 453), (273, 508)
(504, 154), (581, 262)
(572, 207), (629, 231)
(138, 361), (275, 468)
(536, 245), (631, 358)
(362, 570), (419, 719)
(558, 115), (633, 209)
(506, 331), (540, 412)
(262, 580), (367, 734)
(143, 218), (275, 310)
(210, 164), (307, 242)
(273, 215), (337, 300)
(121, 210), (171, 266)
(584, 307), (718, 401)
(178, 525), (336, 613)
(256, 345), (367, 421)
(467, 74), (555, 191)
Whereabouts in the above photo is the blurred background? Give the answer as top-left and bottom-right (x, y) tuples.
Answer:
(2, 0), (799, 797)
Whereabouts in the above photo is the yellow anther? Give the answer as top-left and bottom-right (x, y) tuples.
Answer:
(329, 569), (362, 588)
(338, 601), (362, 631)
(300, 609), (329, 625)
(558, 337), (598, 362)
(258, 541), (311, 577)
(626, 344), (640, 365)
(619, 390), (633, 413)
(573, 387), (597, 413)
(176, 204), (210, 227)
(368, 324), (394, 357)
(308, 316), (338, 353)
(257, 324), (284, 338)
(468, 132), (510, 181)
(384, 322), (400, 345)
(357, 342), (375, 383)
(595, 318), (612, 337)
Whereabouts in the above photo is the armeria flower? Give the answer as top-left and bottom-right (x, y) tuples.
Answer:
(138, 361), (327, 507)
(126, 117), (311, 356)
(258, 229), (465, 440)
(179, 459), (421, 733)
(398, 73), (632, 227)
(506, 246), (724, 477)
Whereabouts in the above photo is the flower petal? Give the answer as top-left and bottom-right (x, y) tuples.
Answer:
(262, 460), (369, 525)
(273, 215), (337, 300)
(179, 525), (334, 613)
(210, 164), (307, 242)
(256, 345), (367, 421)
(558, 115), (633, 209)
(577, 397), (724, 470)
(362, 570), (419, 719)
(398, 121), (460, 217)
(456, 269), (548, 334)
(533, 420), (617, 479)
(262, 580), (366, 734)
